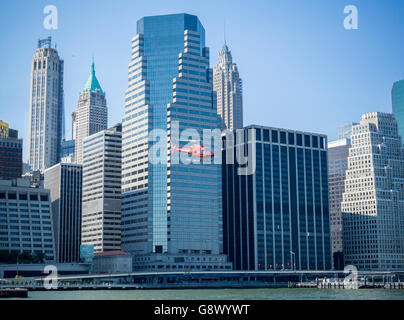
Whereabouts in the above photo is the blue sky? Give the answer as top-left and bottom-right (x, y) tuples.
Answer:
(1, 0), (404, 161)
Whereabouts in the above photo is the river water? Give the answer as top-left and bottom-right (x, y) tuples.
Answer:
(19, 288), (404, 300)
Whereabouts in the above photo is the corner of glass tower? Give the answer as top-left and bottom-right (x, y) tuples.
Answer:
(136, 13), (205, 48)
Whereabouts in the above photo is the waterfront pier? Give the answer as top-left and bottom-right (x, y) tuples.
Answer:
(1, 270), (403, 291)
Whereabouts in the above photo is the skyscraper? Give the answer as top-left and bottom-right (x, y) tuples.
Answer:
(121, 13), (230, 271)
(213, 42), (243, 130)
(72, 112), (77, 141)
(74, 60), (107, 164)
(0, 122), (22, 179)
(44, 163), (82, 263)
(81, 123), (122, 253)
(60, 139), (75, 163)
(341, 112), (404, 270)
(392, 79), (404, 142)
(328, 138), (350, 270)
(222, 126), (332, 271)
(28, 37), (64, 172)
(338, 123), (358, 140)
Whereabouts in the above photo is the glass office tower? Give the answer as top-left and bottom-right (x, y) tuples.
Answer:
(222, 125), (332, 271)
(328, 138), (350, 270)
(44, 163), (82, 263)
(122, 14), (230, 271)
(392, 79), (404, 142)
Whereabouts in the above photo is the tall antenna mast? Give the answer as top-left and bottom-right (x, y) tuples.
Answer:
(224, 20), (226, 44)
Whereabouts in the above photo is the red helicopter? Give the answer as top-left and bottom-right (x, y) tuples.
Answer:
(170, 140), (214, 158)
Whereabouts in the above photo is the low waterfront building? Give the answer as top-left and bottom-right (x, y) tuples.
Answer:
(222, 125), (332, 271)
(44, 163), (82, 263)
(0, 178), (55, 262)
(92, 250), (132, 274)
(132, 253), (231, 272)
(0, 263), (89, 278)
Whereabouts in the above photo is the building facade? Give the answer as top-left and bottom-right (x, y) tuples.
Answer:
(121, 13), (230, 271)
(213, 43), (243, 131)
(92, 250), (132, 274)
(0, 178), (55, 262)
(0, 123), (23, 180)
(44, 163), (82, 263)
(328, 138), (350, 270)
(28, 37), (64, 172)
(338, 123), (358, 140)
(392, 79), (404, 142)
(61, 139), (75, 163)
(222, 125), (332, 271)
(74, 61), (107, 164)
(341, 112), (404, 270)
(81, 124), (122, 253)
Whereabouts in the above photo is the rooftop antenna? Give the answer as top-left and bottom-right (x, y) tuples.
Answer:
(224, 20), (226, 45)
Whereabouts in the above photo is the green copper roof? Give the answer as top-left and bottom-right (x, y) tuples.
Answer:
(83, 60), (104, 95)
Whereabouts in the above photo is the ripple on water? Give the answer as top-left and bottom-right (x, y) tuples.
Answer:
(19, 288), (404, 300)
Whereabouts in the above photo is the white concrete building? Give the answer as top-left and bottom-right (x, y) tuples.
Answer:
(92, 251), (132, 274)
(0, 178), (56, 262)
(81, 124), (122, 253)
(341, 112), (404, 270)
(28, 37), (64, 172)
(74, 61), (107, 164)
(213, 42), (243, 130)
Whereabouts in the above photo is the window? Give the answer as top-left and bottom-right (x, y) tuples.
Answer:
(19, 193), (27, 200)
(272, 130), (278, 143)
(296, 134), (302, 146)
(320, 137), (324, 149)
(263, 130), (270, 142)
(30, 194), (38, 201)
(8, 193), (17, 200)
(312, 136), (318, 148)
(288, 132), (295, 145)
(304, 135), (311, 147)
(280, 132), (286, 144)
(256, 129), (261, 141)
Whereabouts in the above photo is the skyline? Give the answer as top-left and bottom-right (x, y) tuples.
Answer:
(1, 1), (404, 162)
(1, 6), (404, 303)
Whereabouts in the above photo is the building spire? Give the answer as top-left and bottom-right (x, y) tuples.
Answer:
(224, 20), (226, 45)
(83, 57), (104, 95)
